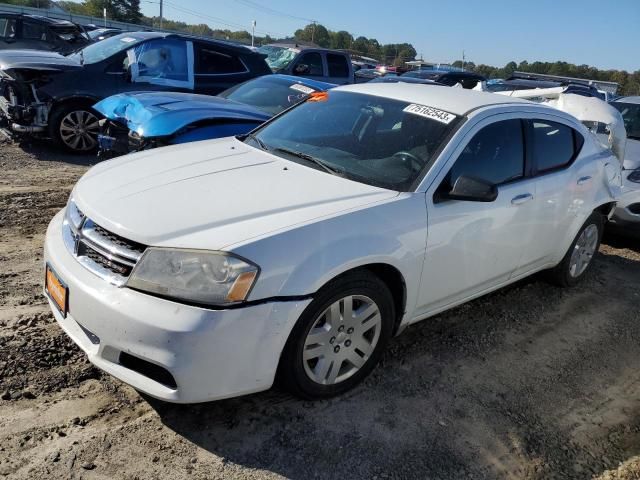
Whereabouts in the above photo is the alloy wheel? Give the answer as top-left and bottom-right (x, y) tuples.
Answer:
(59, 110), (100, 151)
(569, 224), (599, 278)
(302, 295), (382, 385)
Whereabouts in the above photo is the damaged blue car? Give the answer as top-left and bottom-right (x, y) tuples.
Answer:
(94, 74), (334, 157)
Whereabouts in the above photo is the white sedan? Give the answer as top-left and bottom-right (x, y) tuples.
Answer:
(44, 83), (620, 403)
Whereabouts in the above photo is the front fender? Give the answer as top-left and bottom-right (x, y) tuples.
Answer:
(231, 194), (429, 324)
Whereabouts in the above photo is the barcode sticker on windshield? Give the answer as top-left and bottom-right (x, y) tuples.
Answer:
(403, 104), (456, 124)
(290, 84), (314, 94)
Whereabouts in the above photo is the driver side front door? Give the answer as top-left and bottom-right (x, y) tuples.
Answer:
(415, 116), (537, 317)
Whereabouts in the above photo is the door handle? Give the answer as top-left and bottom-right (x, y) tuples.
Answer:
(577, 176), (592, 185)
(511, 193), (534, 205)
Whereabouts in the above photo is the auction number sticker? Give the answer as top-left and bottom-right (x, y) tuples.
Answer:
(403, 104), (456, 124)
(290, 83), (315, 94)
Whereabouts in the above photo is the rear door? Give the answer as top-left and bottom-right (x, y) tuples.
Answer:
(512, 116), (588, 275)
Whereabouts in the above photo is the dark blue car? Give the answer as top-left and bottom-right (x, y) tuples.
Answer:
(95, 74), (334, 157)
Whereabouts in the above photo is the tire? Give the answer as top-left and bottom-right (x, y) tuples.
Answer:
(49, 102), (101, 153)
(279, 271), (395, 399)
(547, 212), (603, 287)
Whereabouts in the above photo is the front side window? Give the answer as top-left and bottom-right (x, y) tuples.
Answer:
(327, 53), (349, 77)
(128, 38), (194, 89)
(22, 21), (48, 41)
(0, 18), (17, 39)
(529, 120), (577, 173)
(195, 46), (246, 74)
(294, 52), (323, 76)
(250, 91), (460, 191)
(446, 119), (524, 187)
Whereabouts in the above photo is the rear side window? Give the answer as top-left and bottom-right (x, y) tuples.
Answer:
(529, 120), (579, 173)
(327, 53), (349, 77)
(195, 46), (247, 74)
(22, 21), (48, 41)
(447, 119), (524, 186)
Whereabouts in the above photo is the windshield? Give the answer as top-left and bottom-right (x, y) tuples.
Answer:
(249, 91), (460, 191)
(257, 45), (299, 72)
(611, 101), (640, 140)
(219, 76), (323, 115)
(68, 33), (144, 64)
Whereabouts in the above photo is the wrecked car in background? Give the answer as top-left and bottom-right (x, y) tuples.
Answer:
(0, 13), (89, 54)
(609, 96), (640, 233)
(94, 74), (334, 157)
(0, 32), (271, 152)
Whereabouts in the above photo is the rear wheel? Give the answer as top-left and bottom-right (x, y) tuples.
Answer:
(548, 212), (603, 287)
(279, 272), (394, 399)
(49, 103), (101, 153)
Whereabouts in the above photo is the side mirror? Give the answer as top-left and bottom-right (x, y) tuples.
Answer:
(294, 63), (309, 75)
(441, 175), (498, 202)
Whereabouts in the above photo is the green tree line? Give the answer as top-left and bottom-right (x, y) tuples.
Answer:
(452, 60), (640, 96)
(6, 2), (638, 95)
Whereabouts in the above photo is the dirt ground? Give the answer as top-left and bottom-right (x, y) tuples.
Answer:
(1, 139), (640, 480)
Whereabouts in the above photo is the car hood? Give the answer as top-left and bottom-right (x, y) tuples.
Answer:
(623, 138), (640, 171)
(0, 49), (82, 72)
(94, 92), (271, 138)
(73, 137), (398, 249)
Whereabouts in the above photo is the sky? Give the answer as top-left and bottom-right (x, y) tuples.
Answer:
(135, 0), (640, 71)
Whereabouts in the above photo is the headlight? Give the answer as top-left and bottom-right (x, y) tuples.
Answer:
(127, 248), (259, 306)
(64, 197), (85, 232)
(628, 169), (640, 183)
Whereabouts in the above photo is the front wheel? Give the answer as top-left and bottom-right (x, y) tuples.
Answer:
(548, 212), (603, 287)
(49, 103), (101, 153)
(279, 272), (395, 399)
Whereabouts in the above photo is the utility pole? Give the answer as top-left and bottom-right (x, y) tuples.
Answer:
(462, 50), (465, 71)
(159, 0), (163, 28)
(311, 21), (316, 43)
(251, 20), (256, 47)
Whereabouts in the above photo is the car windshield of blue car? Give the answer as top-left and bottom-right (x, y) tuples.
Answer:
(257, 45), (298, 72)
(68, 33), (144, 64)
(219, 76), (318, 115)
(249, 91), (460, 191)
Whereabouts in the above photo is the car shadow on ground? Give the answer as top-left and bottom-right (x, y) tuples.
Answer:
(13, 138), (99, 167)
(145, 251), (640, 480)
(603, 230), (640, 252)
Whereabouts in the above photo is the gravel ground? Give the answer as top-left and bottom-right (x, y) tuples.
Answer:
(1, 139), (640, 480)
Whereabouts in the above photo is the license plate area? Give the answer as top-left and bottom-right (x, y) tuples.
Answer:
(45, 263), (68, 317)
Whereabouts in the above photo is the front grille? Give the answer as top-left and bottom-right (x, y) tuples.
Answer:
(63, 205), (146, 286)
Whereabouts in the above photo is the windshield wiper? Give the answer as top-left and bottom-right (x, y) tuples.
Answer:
(273, 147), (345, 176)
(240, 133), (269, 151)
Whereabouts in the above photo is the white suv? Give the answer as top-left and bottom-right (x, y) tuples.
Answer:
(44, 84), (620, 403)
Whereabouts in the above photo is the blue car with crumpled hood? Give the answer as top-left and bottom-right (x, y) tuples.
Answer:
(94, 74), (335, 158)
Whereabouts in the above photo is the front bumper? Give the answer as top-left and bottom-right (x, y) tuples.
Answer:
(610, 174), (640, 228)
(44, 210), (312, 403)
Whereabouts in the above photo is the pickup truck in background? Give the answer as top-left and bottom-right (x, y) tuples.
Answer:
(258, 43), (354, 84)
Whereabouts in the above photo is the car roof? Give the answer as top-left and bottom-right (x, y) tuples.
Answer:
(613, 96), (640, 104)
(107, 31), (257, 54)
(335, 82), (532, 116)
(0, 13), (76, 26)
